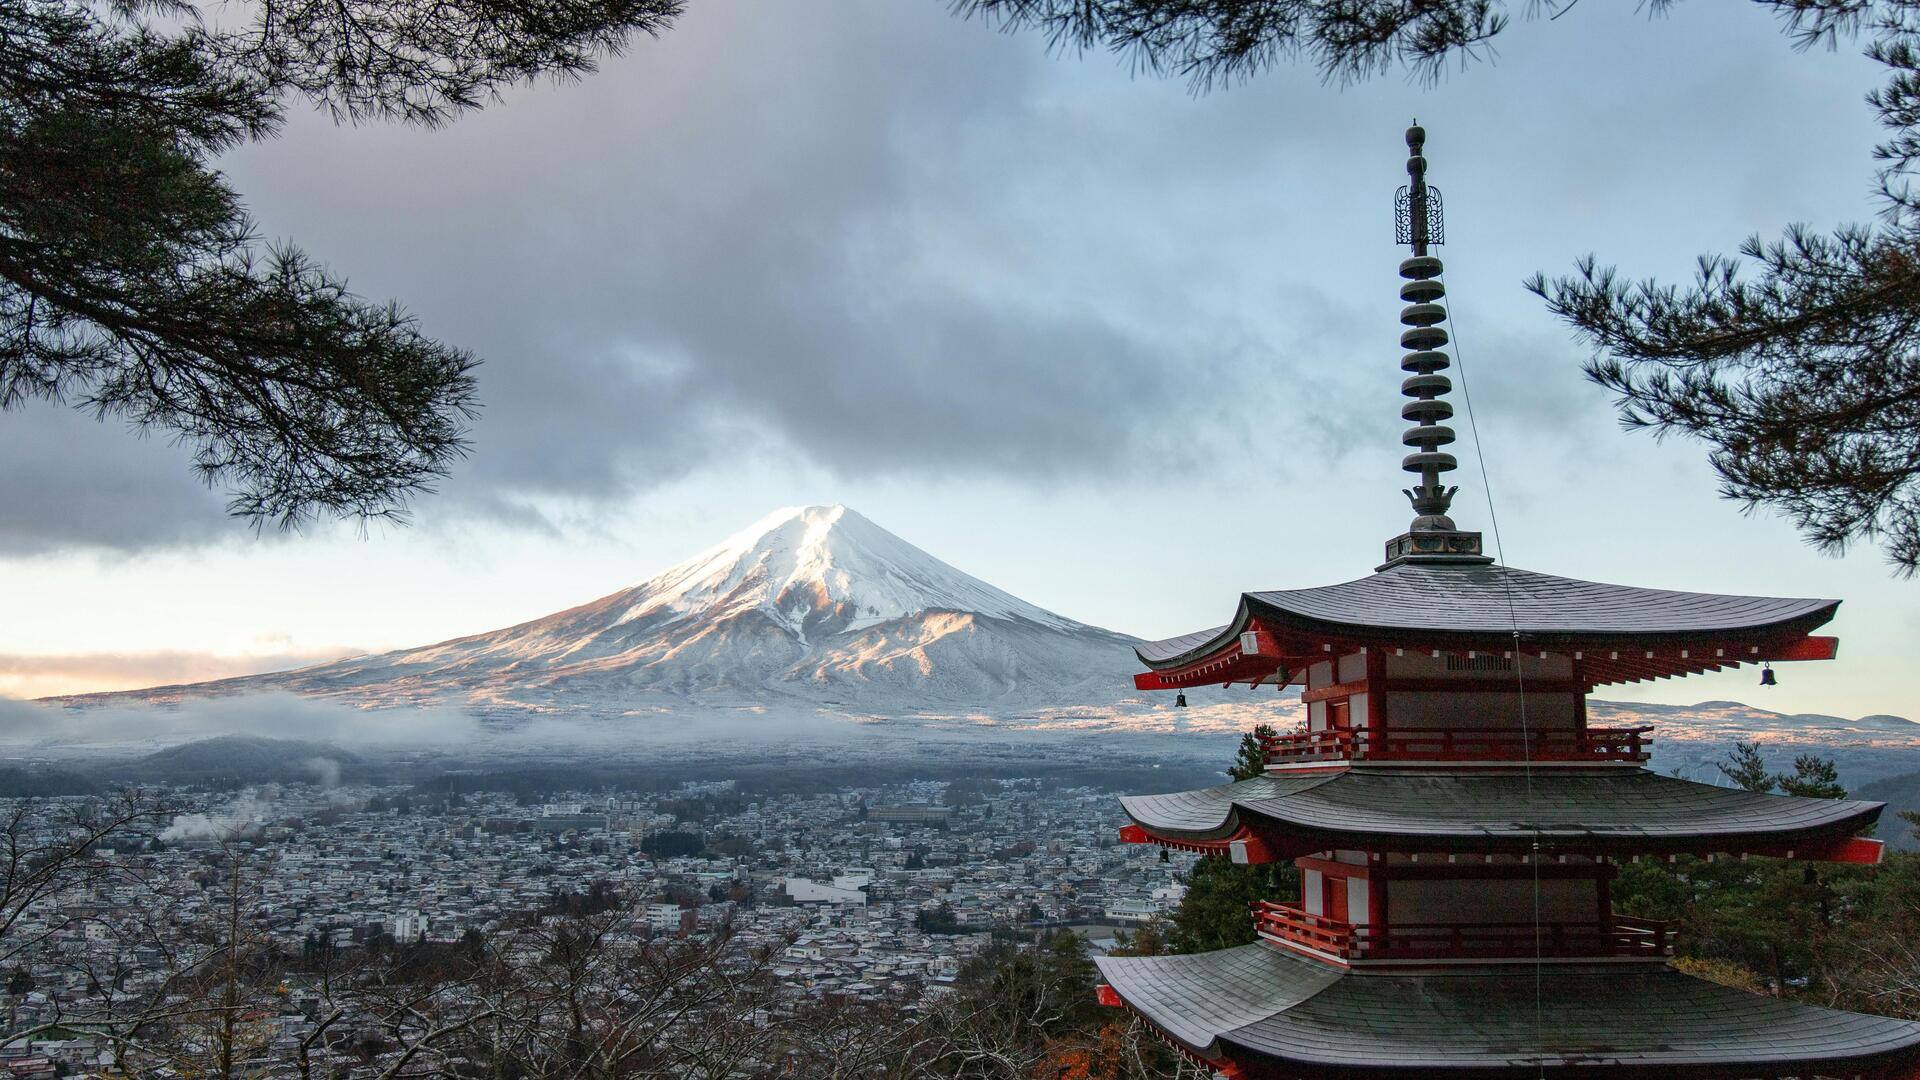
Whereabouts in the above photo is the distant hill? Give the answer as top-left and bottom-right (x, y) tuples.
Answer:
(0, 736), (361, 795)
(127, 735), (359, 786)
(0, 764), (100, 797)
(1857, 771), (1920, 852)
(1586, 699), (1920, 790)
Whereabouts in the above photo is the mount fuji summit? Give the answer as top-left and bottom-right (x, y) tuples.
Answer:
(77, 506), (1150, 718)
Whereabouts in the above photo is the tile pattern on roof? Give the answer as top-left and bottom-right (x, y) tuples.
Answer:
(1136, 626), (1231, 664)
(1253, 563), (1836, 634)
(1099, 943), (1920, 1070)
(1119, 770), (1882, 845)
(1135, 562), (1837, 666)
(1095, 945), (1341, 1052)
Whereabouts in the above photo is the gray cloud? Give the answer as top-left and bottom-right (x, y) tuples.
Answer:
(0, 1), (1311, 553)
(0, 406), (234, 554)
(0, 0), (1889, 552)
(0, 693), (476, 747)
(0, 649), (360, 693)
(0, 691), (991, 755)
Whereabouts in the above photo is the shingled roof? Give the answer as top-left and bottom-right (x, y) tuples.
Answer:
(1120, 770), (1882, 856)
(1098, 943), (1920, 1075)
(1137, 562), (1837, 668)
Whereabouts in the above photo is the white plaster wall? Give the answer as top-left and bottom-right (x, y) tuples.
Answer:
(1337, 651), (1368, 683)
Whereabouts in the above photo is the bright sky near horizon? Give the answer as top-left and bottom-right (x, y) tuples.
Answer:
(3, 2), (1916, 718)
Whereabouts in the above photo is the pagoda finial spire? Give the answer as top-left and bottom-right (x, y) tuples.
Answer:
(1381, 122), (1490, 570)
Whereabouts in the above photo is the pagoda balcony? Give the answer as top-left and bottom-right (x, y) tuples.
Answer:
(1252, 901), (1671, 963)
(1259, 725), (1652, 766)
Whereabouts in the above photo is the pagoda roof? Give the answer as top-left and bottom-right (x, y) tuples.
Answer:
(1120, 770), (1881, 858)
(1137, 562), (1836, 673)
(1096, 943), (1920, 1076)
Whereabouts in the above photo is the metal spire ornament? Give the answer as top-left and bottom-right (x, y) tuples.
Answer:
(1380, 122), (1492, 569)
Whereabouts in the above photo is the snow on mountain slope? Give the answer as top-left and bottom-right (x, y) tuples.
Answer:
(60, 506), (1147, 715)
(39, 506), (1920, 771)
(620, 505), (1080, 640)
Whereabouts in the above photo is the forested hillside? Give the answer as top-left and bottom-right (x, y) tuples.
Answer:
(1861, 771), (1920, 852)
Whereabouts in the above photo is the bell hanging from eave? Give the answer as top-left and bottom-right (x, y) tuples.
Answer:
(1760, 663), (1777, 687)
(1174, 692), (1188, 708)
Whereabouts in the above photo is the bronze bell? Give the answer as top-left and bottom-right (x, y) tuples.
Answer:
(1174, 692), (1188, 708)
(1760, 664), (1777, 687)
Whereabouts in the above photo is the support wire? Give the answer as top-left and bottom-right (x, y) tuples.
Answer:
(1436, 277), (1548, 1078)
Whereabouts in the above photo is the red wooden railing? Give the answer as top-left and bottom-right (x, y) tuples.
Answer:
(1252, 901), (1358, 958)
(1361, 915), (1671, 959)
(1259, 725), (1652, 765)
(1252, 902), (1671, 961)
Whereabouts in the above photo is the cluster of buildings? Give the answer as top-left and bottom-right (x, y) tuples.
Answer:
(1, 773), (1192, 1074)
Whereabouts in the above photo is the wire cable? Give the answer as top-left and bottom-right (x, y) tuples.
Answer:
(1436, 276), (1548, 1079)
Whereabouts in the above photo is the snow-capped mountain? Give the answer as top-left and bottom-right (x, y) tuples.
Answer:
(35, 507), (1920, 784)
(70, 506), (1148, 716)
(607, 504), (1082, 641)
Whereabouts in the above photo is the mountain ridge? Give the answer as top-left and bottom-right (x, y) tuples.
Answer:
(50, 505), (1146, 716)
(36, 506), (1920, 789)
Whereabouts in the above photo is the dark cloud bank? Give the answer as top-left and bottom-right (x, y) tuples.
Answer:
(0, 1), (1881, 554)
(0, 3), (1298, 555)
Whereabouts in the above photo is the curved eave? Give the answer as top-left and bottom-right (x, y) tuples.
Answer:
(1134, 599), (1260, 671)
(1117, 771), (1885, 859)
(1135, 612), (1838, 691)
(1098, 944), (1920, 1078)
(1243, 594), (1838, 655)
(1134, 565), (1840, 691)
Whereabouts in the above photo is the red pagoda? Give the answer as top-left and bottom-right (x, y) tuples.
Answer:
(1093, 126), (1920, 1079)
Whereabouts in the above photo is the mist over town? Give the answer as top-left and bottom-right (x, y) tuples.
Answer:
(6, 0), (1920, 1077)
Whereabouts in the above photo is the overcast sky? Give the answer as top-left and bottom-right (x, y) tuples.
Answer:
(3, 1), (1915, 718)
